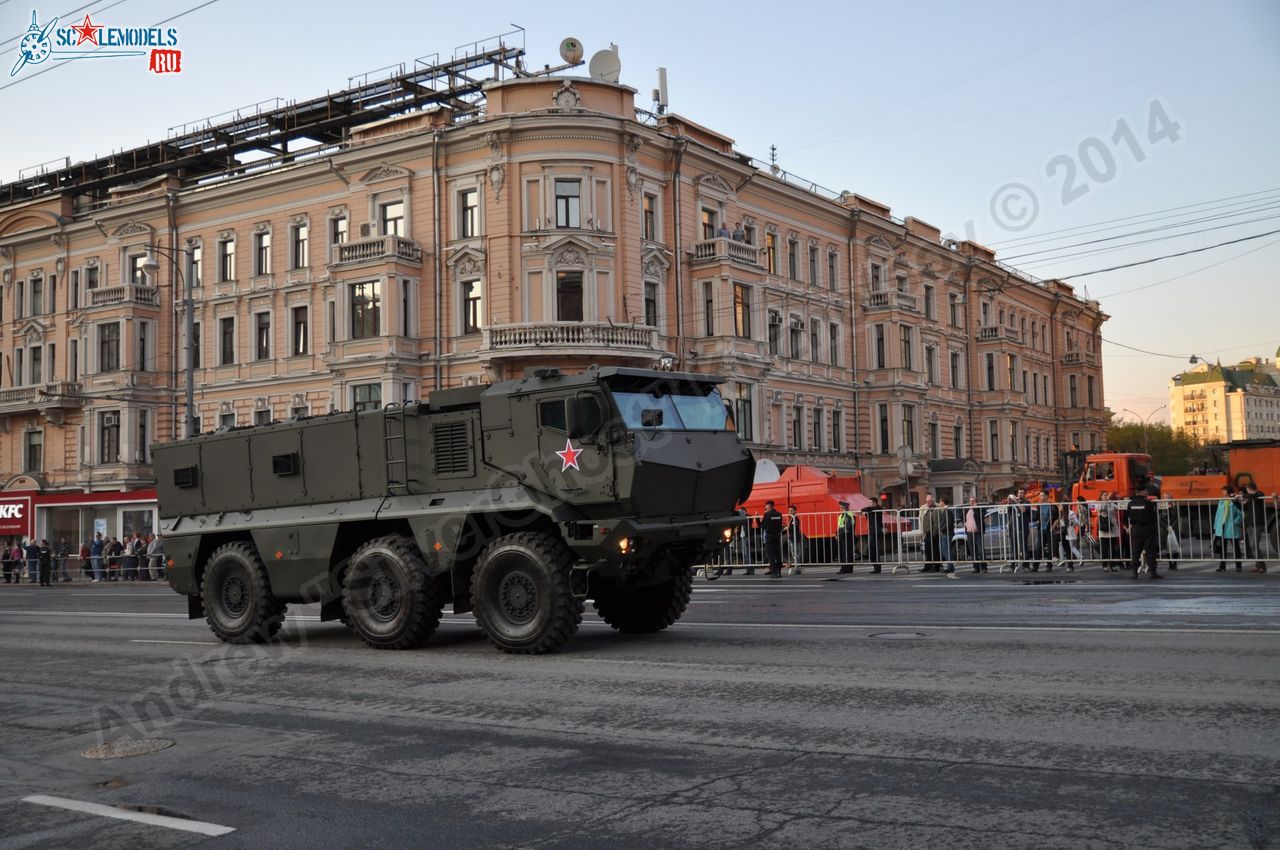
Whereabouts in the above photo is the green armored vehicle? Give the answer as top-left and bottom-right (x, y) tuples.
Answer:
(154, 366), (754, 654)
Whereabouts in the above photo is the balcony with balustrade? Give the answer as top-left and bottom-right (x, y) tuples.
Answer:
(690, 238), (763, 271)
(0, 382), (84, 416)
(1060, 350), (1098, 367)
(87, 285), (159, 308)
(329, 235), (423, 270)
(479, 322), (661, 368)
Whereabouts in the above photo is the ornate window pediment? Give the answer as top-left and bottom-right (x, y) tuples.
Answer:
(448, 246), (486, 279)
(538, 234), (604, 265)
(360, 164), (411, 184)
(19, 320), (50, 343)
(696, 172), (734, 195)
(867, 235), (894, 252)
(110, 220), (154, 241)
(641, 246), (669, 281)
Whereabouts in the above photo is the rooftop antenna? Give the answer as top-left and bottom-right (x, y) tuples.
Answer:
(652, 67), (668, 115)
(769, 144), (779, 175)
(588, 44), (621, 83)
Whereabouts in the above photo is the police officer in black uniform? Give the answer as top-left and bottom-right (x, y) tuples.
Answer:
(1126, 484), (1162, 580)
(761, 500), (784, 578)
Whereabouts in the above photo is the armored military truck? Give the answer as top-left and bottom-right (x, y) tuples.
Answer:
(154, 366), (754, 654)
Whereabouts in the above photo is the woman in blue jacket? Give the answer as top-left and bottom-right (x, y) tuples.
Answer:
(1213, 485), (1244, 572)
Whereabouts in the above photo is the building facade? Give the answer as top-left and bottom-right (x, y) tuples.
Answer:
(1170, 356), (1280, 444)
(0, 58), (1109, 542)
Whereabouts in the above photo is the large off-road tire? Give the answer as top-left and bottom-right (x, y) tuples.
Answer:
(343, 535), (446, 650)
(471, 532), (582, 654)
(201, 542), (284, 644)
(593, 569), (693, 634)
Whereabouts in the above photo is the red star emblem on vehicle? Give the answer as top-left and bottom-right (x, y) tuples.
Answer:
(555, 439), (583, 471)
(71, 14), (102, 46)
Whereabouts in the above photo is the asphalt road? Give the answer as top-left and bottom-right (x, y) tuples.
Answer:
(1, 563), (1277, 849)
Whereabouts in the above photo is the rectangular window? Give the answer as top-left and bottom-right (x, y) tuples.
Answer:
(643, 282), (658, 327)
(291, 224), (308, 269)
(929, 422), (940, 459)
(829, 323), (839, 367)
(459, 188), (479, 238)
(923, 285), (935, 320)
(100, 411), (120, 464)
(1069, 375), (1079, 407)
(873, 403), (889, 453)
(790, 317), (804, 359)
(331, 216), (349, 246)
(219, 239), (236, 282)
(953, 424), (964, 458)
(86, 265), (99, 289)
(24, 430), (43, 473)
(874, 324), (886, 369)
(554, 180), (581, 228)
(985, 352), (996, 390)
(190, 245), (203, 286)
(792, 406), (803, 450)
(220, 412), (236, 429)
(902, 404), (915, 451)
(380, 200), (405, 237)
(950, 350), (961, 388)
(949, 293), (960, 326)
(16, 281), (24, 318)
(350, 281), (382, 339)
(703, 282), (714, 336)
(31, 277), (44, 314)
(291, 308), (308, 356)
(813, 408), (823, 451)
(353, 383), (381, 413)
(69, 339), (78, 381)
(1033, 372), (1040, 404)
(896, 273), (908, 293)
(787, 238), (799, 279)
(1022, 369), (1029, 395)
(254, 409), (271, 426)
(743, 223), (756, 245)
(462, 280), (483, 334)
(828, 252), (838, 291)
(137, 411), (150, 463)
(900, 325), (913, 370)
(767, 311), (781, 356)
(15, 350), (21, 386)
(129, 255), (147, 285)
(1009, 422), (1018, 462)
(831, 409), (842, 453)
(735, 383), (753, 442)
(29, 346), (41, 385)
(701, 208), (717, 240)
(642, 193), (657, 241)
(137, 322), (149, 372)
(988, 421), (999, 461)
(191, 321), (201, 368)
(870, 263), (883, 290)
(71, 269), (80, 309)
(733, 284), (752, 338)
(99, 324), (120, 372)
(254, 231), (271, 275)
(557, 271), (583, 323)
(765, 232), (777, 274)
(255, 313), (271, 360)
(219, 317), (236, 365)
(925, 344), (936, 385)
(1007, 354), (1017, 391)
(402, 280), (412, 337)
(809, 318), (821, 364)
(1087, 375), (1096, 407)
(808, 245), (819, 285)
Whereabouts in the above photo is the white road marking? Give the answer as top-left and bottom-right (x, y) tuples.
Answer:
(0, 610), (186, 618)
(129, 639), (220, 646)
(664, 622), (1280, 635)
(22, 794), (234, 836)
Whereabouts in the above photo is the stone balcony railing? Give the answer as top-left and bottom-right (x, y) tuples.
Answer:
(1061, 350), (1098, 366)
(482, 322), (659, 355)
(330, 235), (423, 267)
(895, 292), (918, 311)
(89, 285), (159, 307)
(1002, 326), (1021, 342)
(691, 238), (762, 268)
(976, 326), (1001, 342)
(0, 382), (83, 414)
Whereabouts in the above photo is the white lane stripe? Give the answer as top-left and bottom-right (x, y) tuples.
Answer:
(129, 639), (220, 646)
(0, 610), (186, 618)
(659, 622), (1280, 635)
(22, 794), (234, 836)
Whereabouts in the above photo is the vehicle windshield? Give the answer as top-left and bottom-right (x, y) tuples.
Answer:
(608, 383), (729, 431)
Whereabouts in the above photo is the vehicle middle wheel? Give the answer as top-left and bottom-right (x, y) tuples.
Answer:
(343, 535), (446, 650)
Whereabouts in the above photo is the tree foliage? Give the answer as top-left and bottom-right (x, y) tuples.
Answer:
(1107, 419), (1210, 475)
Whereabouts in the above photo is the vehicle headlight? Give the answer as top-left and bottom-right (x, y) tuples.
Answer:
(618, 537), (631, 553)
(722, 527), (734, 541)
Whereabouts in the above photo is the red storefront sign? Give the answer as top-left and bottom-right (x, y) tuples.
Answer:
(0, 495), (34, 538)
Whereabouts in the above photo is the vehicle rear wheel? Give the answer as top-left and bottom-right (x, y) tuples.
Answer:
(343, 535), (445, 650)
(593, 569), (693, 634)
(202, 542), (283, 644)
(471, 532), (582, 654)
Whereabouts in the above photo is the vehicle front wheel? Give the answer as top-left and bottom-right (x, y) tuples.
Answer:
(471, 533), (582, 654)
(593, 570), (693, 634)
(343, 535), (446, 650)
(201, 542), (283, 644)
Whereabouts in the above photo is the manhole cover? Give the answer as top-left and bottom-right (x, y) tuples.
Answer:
(81, 739), (175, 759)
(867, 631), (928, 640)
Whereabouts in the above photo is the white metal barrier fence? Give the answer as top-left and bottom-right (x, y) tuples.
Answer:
(703, 498), (1280, 575)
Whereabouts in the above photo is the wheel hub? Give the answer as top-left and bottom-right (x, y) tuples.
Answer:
(367, 569), (402, 622)
(498, 571), (538, 624)
(221, 574), (248, 616)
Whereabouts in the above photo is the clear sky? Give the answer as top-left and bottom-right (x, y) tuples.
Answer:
(2, 0), (1277, 424)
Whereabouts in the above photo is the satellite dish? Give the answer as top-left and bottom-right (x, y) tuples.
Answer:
(588, 47), (621, 83)
(559, 37), (584, 65)
(753, 459), (781, 485)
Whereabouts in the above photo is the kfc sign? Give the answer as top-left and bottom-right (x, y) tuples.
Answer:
(0, 497), (32, 536)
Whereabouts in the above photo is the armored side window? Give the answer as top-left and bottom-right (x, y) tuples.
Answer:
(272, 452), (299, 476)
(538, 400), (566, 432)
(173, 466), (199, 489)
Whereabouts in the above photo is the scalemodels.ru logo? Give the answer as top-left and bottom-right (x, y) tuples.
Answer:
(10, 10), (182, 77)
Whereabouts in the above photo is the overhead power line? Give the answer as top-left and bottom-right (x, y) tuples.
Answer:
(1018, 210), (1280, 267)
(1057, 228), (1280, 280)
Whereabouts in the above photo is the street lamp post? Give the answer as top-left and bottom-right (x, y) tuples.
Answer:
(140, 245), (196, 439)
(1120, 405), (1166, 455)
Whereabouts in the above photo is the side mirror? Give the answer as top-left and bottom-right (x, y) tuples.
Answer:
(567, 396), (603, 439)
(640, 409), (664, 428)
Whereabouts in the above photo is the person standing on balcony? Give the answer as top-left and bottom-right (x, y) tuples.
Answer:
(731, 222), (745, 242)
(716, 223), (730, 239)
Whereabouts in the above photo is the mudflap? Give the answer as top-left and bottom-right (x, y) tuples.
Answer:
(319, 596), (345, 623)
(187, 593), (204, 620)
(570, 563), (593, 599)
